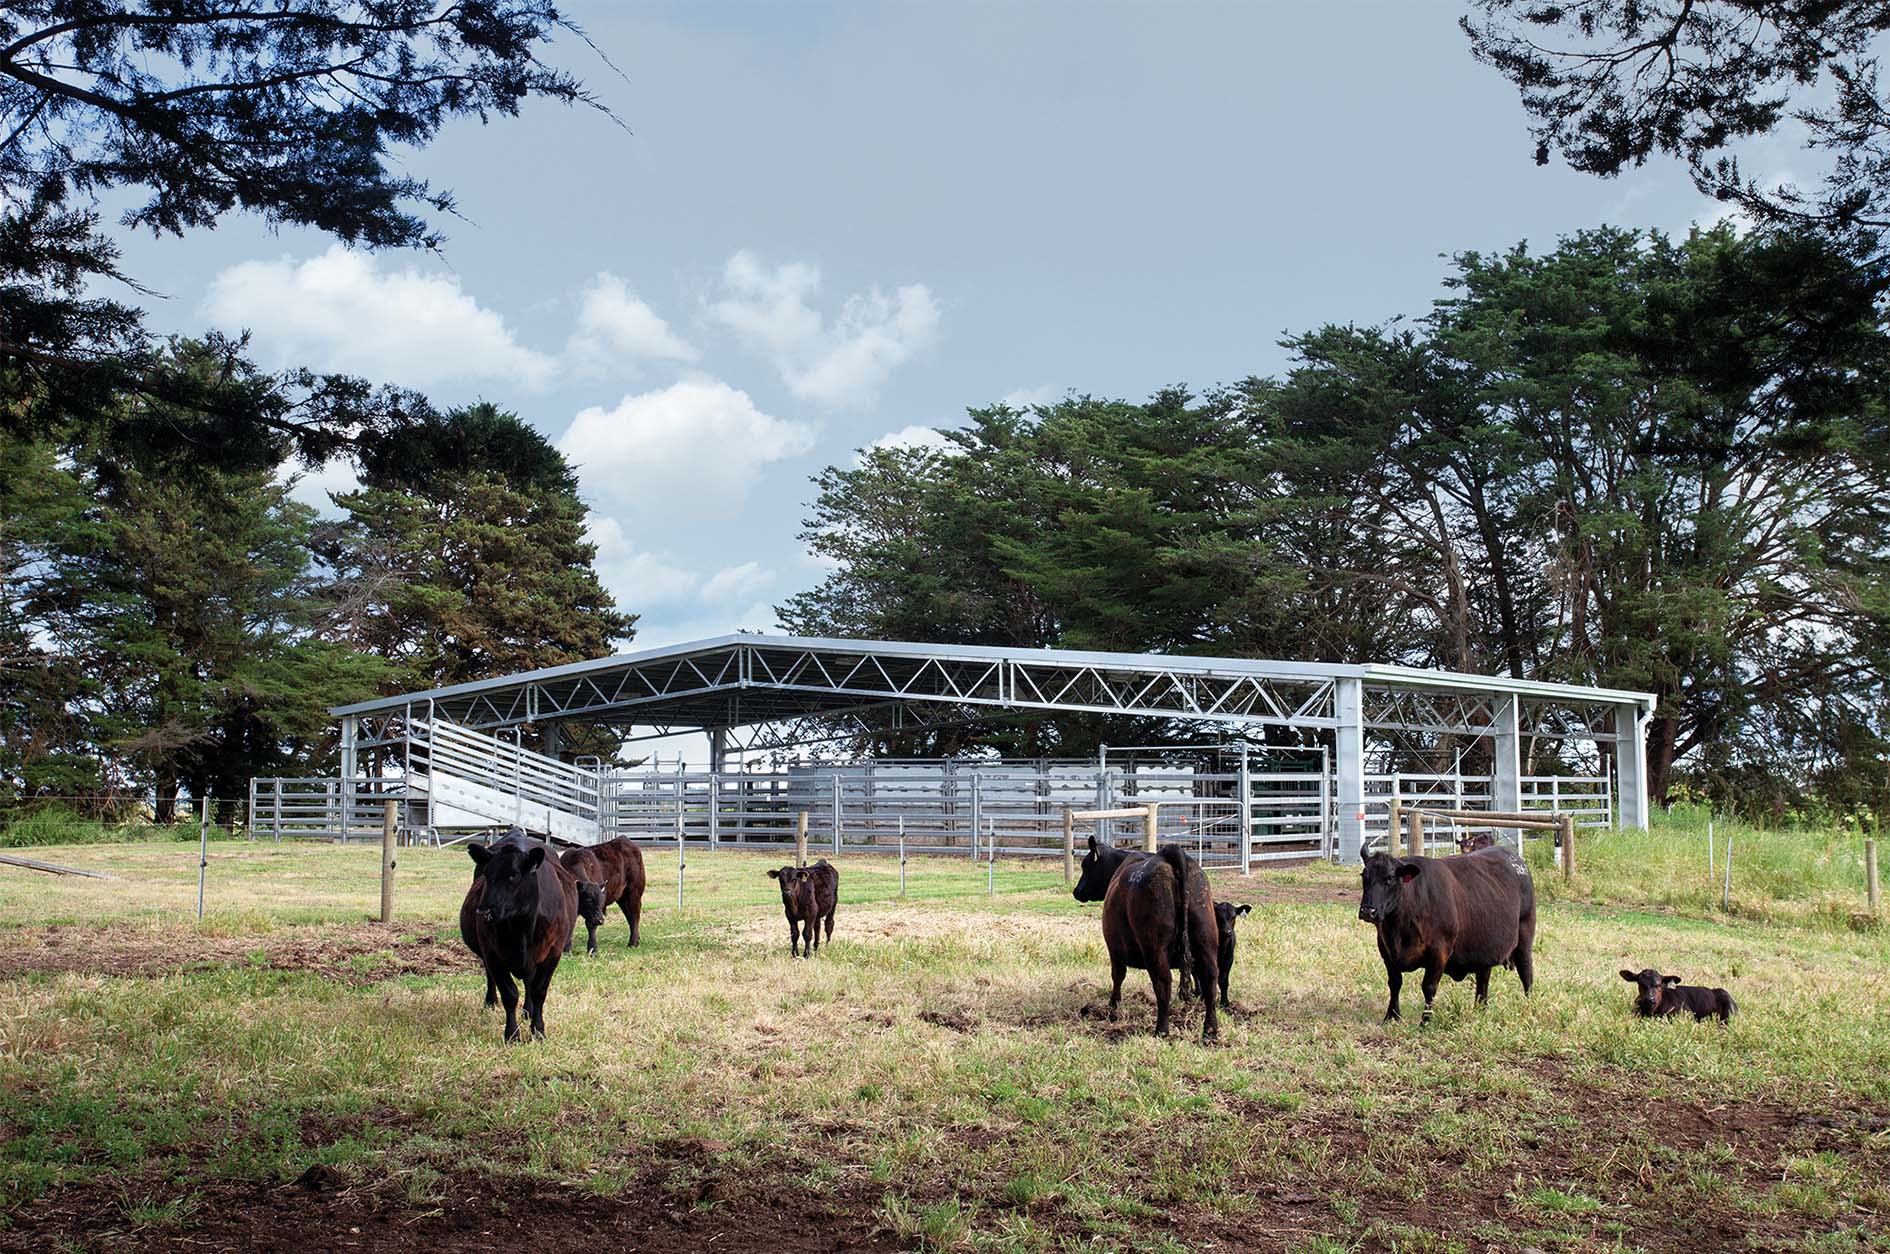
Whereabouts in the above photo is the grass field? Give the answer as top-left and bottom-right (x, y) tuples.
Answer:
(0, 827), (1884, 1252)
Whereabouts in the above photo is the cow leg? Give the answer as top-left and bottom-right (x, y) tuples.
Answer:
(1218, 959), (1232, 1012)
(1108, 960), (1126, 1021)
(585, 915), (599, 957)
(824, 908), (835, 944)
(1419, 964), (1443, 1026)
(484, 970), (498, 1009)
(1513, 945), (1534, 995)
(1150, 964), (1175, 1037)
(494, 969), (521, 1043)
(620, 895), (641, 947)
(788, 917), (802, 957)
(527, 953), (559, 1039)
(1383, 966), (1403, 1022)
(1196, 950), (1220, 1041)
(1474, 968), (1491, 1006)
(809, 913), (820, 955)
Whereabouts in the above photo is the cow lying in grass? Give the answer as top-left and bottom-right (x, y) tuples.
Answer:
(1357, 844), (1536, 1025)
(460, 830), (578, 1042)
(1620, 968), (1736, 1024)
(558, 838), (647, 954)
(767, 859), (838, 957)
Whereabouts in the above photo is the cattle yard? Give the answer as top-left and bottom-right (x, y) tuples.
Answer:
(0, 823), (1884, 1253)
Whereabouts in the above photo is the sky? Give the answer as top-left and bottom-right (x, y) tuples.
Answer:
(114, 2), (1736, 673)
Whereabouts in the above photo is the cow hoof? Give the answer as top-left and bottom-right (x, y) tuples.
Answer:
(1383, 1010), (1401, 1023)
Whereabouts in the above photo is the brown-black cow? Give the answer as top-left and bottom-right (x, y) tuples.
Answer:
(1212, 901), (1251, 1012)
(1076, 840), (1220, 1040)
(1356, 844), (1535, 1025)
(1455, 832), (1496, 854)
(1619, 968), (1736, 1024)
(1072, 837), (1214, 1003)
(558, 838), (647, 953)
(462, 831), (579, 1042)
(767, 859), (838, 956)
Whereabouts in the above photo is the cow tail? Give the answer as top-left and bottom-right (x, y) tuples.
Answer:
(1158, 844), (1192, 988)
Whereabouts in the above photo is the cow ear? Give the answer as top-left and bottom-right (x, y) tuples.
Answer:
(1087, 834), (1099, 852)
(767, 868), (780, 879)
(1396, 861), (1421, 883)
(523, 846), (545, 872)
(1662, 975), (1682, 986)
(1619, 969), (1637, 982)
(467, 843), (489, 865)
(1235, 904), (1252, 917)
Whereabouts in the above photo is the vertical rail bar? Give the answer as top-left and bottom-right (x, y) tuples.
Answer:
(832, 773), (842, 856)
(677, 805), (686, 909)
(1238, 746), (1252, 876)
(196, 794), (210, 920)
(899, 817), (907, 899)
(1063, 807), (1075, 885)
(1142, 803), (1158, 853)
(970, 773), (982, 860)
(380, 799), (397, 923)
(1867, 837), (1879, 913)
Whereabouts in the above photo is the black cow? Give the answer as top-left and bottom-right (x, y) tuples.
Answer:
(1212, 901), (1251, 1011)
(1356, 844), (1536, 1025)
(558, 838), (648, 953)
(1072, 836), (1212, 1001)
(1455, 832), (1496, 854)
(1081, 841), (1220, 1040)
(461, 831), (579, 1041)
(767, 859), (838, 956)
(1620, 968), (1736, 1024)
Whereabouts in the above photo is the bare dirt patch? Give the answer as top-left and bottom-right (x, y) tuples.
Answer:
(0, 924), (477, 985)
(0, 1164), (900, 1253)
(1210, 874), (1358, 909)
(723, 905), (1092, 949)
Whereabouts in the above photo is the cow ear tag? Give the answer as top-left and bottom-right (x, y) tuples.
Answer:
(1396, 863), (1420, 883)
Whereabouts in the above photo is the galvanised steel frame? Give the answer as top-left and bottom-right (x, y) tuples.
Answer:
(331, 634), (1656, 860)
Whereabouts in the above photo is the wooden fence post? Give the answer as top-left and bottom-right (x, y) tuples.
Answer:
(795, 811), (808, 868)
(1388, 797), (1403, 858)
(1559, 814), (1575, 886)
(1142, 804), (1158, 853)
(1065, 809), (1081, 888)
(1867, 837), (1880, 913)
(1408, 810), (1426, 859)
(380, 799), (397, 923)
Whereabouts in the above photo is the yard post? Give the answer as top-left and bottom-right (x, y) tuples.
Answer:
(899, 817), (907, 899)
(380, 798), (397, 923)
(677, 807), (686, 909)
(1237, 746), (1253, 876)
(196, 793), (210, 921)
(1388, 796), (1403, 858)
(1560, 814), (1576, 886)
(795, 810), (808, 868)
(1065, 809), (1081, 888)
(1142, 803), (1158, 853)
(1408, 809), (1425, 859)
(1867, 837), (1880, 913)
(1721, 834), (1734, 911)
(832, 772), (842, 856)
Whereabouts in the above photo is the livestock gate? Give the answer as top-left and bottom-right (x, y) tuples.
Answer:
(251, 635), (1652, 867)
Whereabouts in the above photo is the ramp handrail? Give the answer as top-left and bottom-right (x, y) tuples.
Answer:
(408, 717), (600, 823)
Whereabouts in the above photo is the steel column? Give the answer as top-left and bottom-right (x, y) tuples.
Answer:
(1335, 677), (1365, 864)
(1492, 693), (1522, 814)
(1616, 701), (1650, 830)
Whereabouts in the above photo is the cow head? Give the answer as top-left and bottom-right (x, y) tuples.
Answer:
(467, 839), (547, 924)
(1457, 832), (1496, 854)
(768, 865), (814, 908)
(1214, 901), (1251, 951)
(1357, 852), (1420, 924)
(575, 878), (605, 927)
(1072, 835), (1133, 903)
(1619, 968), (1679, 1015)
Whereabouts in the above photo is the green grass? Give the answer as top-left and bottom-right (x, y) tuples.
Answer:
(0, 824), (1884, 1249)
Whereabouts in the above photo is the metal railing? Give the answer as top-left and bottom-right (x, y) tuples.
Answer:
(247, 777), (407, 842)
(406, 717), (600, 826)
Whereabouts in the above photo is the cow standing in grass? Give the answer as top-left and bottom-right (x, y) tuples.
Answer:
(768, 860), (838, 957)
(1075, 838), (1220, 1040)
(461, 831), (579, 1042)
(1212, 901), (1251, 1012)
(1356, 844), (1536, 1025)
(558, 838), (647, 953)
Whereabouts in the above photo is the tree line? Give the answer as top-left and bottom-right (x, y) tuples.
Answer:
(783, 226), (1890, 819)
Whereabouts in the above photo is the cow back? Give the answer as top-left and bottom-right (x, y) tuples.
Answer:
(1402, 847), (1533, 967)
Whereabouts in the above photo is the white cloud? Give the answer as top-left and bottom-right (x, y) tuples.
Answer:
(999, 384), (1058, 410)
(701, 561), (768, 605)
(586, 515), (701, 608)
(871, 424), (953, 454)
(275, 457), (361, 518)
(567, 273), (698, 372)
(558, 379), (816, 517)
(202, 245), (557, 389)
(630, 601), (780, 651)
(706, 250), (940, 409)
